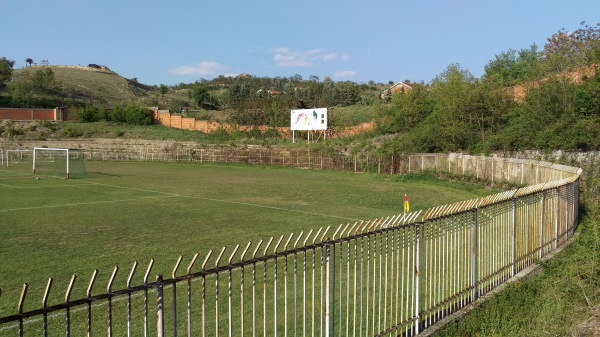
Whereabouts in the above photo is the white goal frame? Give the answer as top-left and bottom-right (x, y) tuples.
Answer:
(33, 147), (71, 179)
(5, 149), (33, 167)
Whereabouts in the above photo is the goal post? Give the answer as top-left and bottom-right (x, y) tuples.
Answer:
(33, 147), (87, 179)
(5, 149), (33, 167)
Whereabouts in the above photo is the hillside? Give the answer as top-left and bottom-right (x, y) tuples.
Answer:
(509, 64), (599, 103)
(12, 65), (189, 107)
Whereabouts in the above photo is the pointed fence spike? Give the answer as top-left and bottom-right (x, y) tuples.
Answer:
(394, 214), (403, 226)
(422, 208), (431, 220)
(274, 235), (284, 254)
(337, 223), (348, 236)
(215, 247), (227, 267)
(42, 277), (53, 308)
(229, 244), (240, 265)
(187, 253), (200, 274)
(355, 221), (365, 235)
(252, 240), (263, 258)
(144, 259), (155, 284)
(383, 216), (394, 229)
(127, 261), (138, 288)
(18, 283), (28, 314)
(107, 267), (118, 293)
(414, 210), (423, 222)
(201, 250), (213, 271)
(320, 226), (331, 242)
(365, 219), (377, 232)
(380, 216), (390, 229)
(65, 274), (77, 303)
(172, 255), (183, 279)
(361, 220), (371, 233)
(313, 227), (323, 244)
(332, 224), (343, 240)
(372, 218), (384, 230)
(263, 237), (274, 256)
(293, 232), (303, 248)
(303, 229), (313, 246)
(339, 223), (350, 237)
(240, 242), (252, 261)
(284, 233), (294, 251)
(347, 222), (358, 236)
(87, 270), (98, 297)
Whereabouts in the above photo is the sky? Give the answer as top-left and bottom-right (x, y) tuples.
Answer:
(1, 0), (599, 86)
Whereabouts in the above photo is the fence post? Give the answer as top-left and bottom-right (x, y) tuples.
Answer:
(157, 275), (164, 337)
(325, 240), (332, 337)
(554, 188), (560, 249)
(18, 283), (28, 337)
(471, 208), (478, 303)
(539, 192), (545, 259)
(413, 224), (421, 335)
(510, 198), (516, 277)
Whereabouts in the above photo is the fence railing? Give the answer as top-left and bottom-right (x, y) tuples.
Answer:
(0, 148), (581, 336)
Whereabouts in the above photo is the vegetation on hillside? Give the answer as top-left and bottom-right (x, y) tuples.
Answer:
(377, 22), (600, 154)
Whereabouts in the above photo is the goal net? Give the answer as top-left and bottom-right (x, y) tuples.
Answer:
(33, 147), (87, 179)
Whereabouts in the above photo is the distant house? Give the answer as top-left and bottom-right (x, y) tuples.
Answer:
(380, 81), (413, 99)
(235, 73), (251, 79)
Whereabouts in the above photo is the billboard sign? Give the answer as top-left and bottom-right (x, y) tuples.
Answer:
(290, 108), (327, 131)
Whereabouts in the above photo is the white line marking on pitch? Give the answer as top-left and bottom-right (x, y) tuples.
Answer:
(0, 195), (180, 212)
(75, 179), (362, 222)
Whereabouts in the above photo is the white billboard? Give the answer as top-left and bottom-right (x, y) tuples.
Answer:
(290, 108), (328, 131)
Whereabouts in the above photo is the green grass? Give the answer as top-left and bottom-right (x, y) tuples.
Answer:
(329, 104), (383, 127)
(0, 161), (494, 317)
(433, 212), (600, 337)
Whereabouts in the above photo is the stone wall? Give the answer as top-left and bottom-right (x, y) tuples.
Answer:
(0, 139), (582, 186)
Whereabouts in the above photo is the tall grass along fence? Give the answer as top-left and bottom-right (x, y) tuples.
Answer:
(0, 144), (581, 336)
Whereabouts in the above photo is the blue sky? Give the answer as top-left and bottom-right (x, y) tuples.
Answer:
(1, 0), (598, 86)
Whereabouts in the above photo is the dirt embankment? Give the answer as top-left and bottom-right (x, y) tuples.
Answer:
(509, 64), (599, 103)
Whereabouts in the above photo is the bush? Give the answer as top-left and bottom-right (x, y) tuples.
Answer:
(124, 103), (153, 125)
(62, 126), (83, 137)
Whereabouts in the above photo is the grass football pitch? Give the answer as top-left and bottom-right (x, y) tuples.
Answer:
(0, 160), (493, 315)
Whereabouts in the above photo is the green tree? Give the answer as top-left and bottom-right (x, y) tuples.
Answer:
(380, 84), (431, 134)
(191, 84), (220, 110)
(424, 63), (479, 151)
(0, 57), (15, 93)
(159, 84), (168, 97)
(25, 58), (33, 67)
(542, 22), (600, 74)
(483, 45), (543, 86)
(10, 68), (60, 107)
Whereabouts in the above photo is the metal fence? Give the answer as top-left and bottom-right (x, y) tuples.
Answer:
(0, 150), (581, 337)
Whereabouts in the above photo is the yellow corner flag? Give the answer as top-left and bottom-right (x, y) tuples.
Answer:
(404, 194), (410, 213)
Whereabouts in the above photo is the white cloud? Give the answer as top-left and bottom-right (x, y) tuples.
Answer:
(333, 70), (357, 79)
(170, 61), (228, 77)
(273, 47), (325, 67)
(272, 48), (350, 67)
(323, 53), (350, 62)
